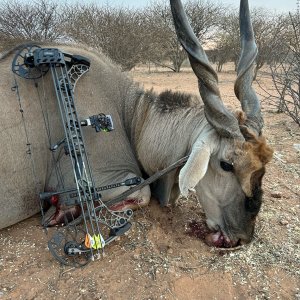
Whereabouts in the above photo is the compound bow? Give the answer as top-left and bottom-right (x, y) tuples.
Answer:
(12, 44), (137, 266)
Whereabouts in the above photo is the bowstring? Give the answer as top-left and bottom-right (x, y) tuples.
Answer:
(12, 73), (44, 222)
(35, 73), (67, 226)
(37, 73), (66, 189)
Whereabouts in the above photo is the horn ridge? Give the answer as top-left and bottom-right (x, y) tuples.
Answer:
(234, 0), (263, 135)
(170, 0), (244, 139)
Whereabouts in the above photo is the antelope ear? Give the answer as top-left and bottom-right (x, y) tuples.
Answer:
(179, 140), (211, 197)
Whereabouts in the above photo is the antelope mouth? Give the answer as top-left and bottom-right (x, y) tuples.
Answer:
(187, 220), (240, 248)
(205, 231), (240, 248)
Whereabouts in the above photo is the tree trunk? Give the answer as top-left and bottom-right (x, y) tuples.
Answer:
(217, 62), (223, 72)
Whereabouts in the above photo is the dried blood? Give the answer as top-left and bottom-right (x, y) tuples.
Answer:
(187, 220), (210, 241)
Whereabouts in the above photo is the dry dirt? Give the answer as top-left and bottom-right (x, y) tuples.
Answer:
(0, 64), (299, 300)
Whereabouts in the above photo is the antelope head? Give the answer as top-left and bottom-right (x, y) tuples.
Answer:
(171, 0), (273, 247)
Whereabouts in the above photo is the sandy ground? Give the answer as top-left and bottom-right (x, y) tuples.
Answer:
(0, 64), (299, 300)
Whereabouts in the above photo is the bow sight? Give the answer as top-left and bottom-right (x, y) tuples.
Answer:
(12, 45), (138, 267)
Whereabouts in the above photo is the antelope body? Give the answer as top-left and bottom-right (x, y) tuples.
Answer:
(0, 0), (272, 247)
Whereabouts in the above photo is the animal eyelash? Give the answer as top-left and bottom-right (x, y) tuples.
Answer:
(220, 161), (234, 172)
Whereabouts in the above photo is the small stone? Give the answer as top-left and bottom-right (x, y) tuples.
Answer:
(271, 192), (282, 199)
(167, 248), (173, 255)
(293, 144), (300, 152)
(279, 219), (289, 226)
(133, 254), (140, 260)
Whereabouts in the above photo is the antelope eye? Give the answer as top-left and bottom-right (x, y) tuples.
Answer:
(220, 161), (234, 172)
